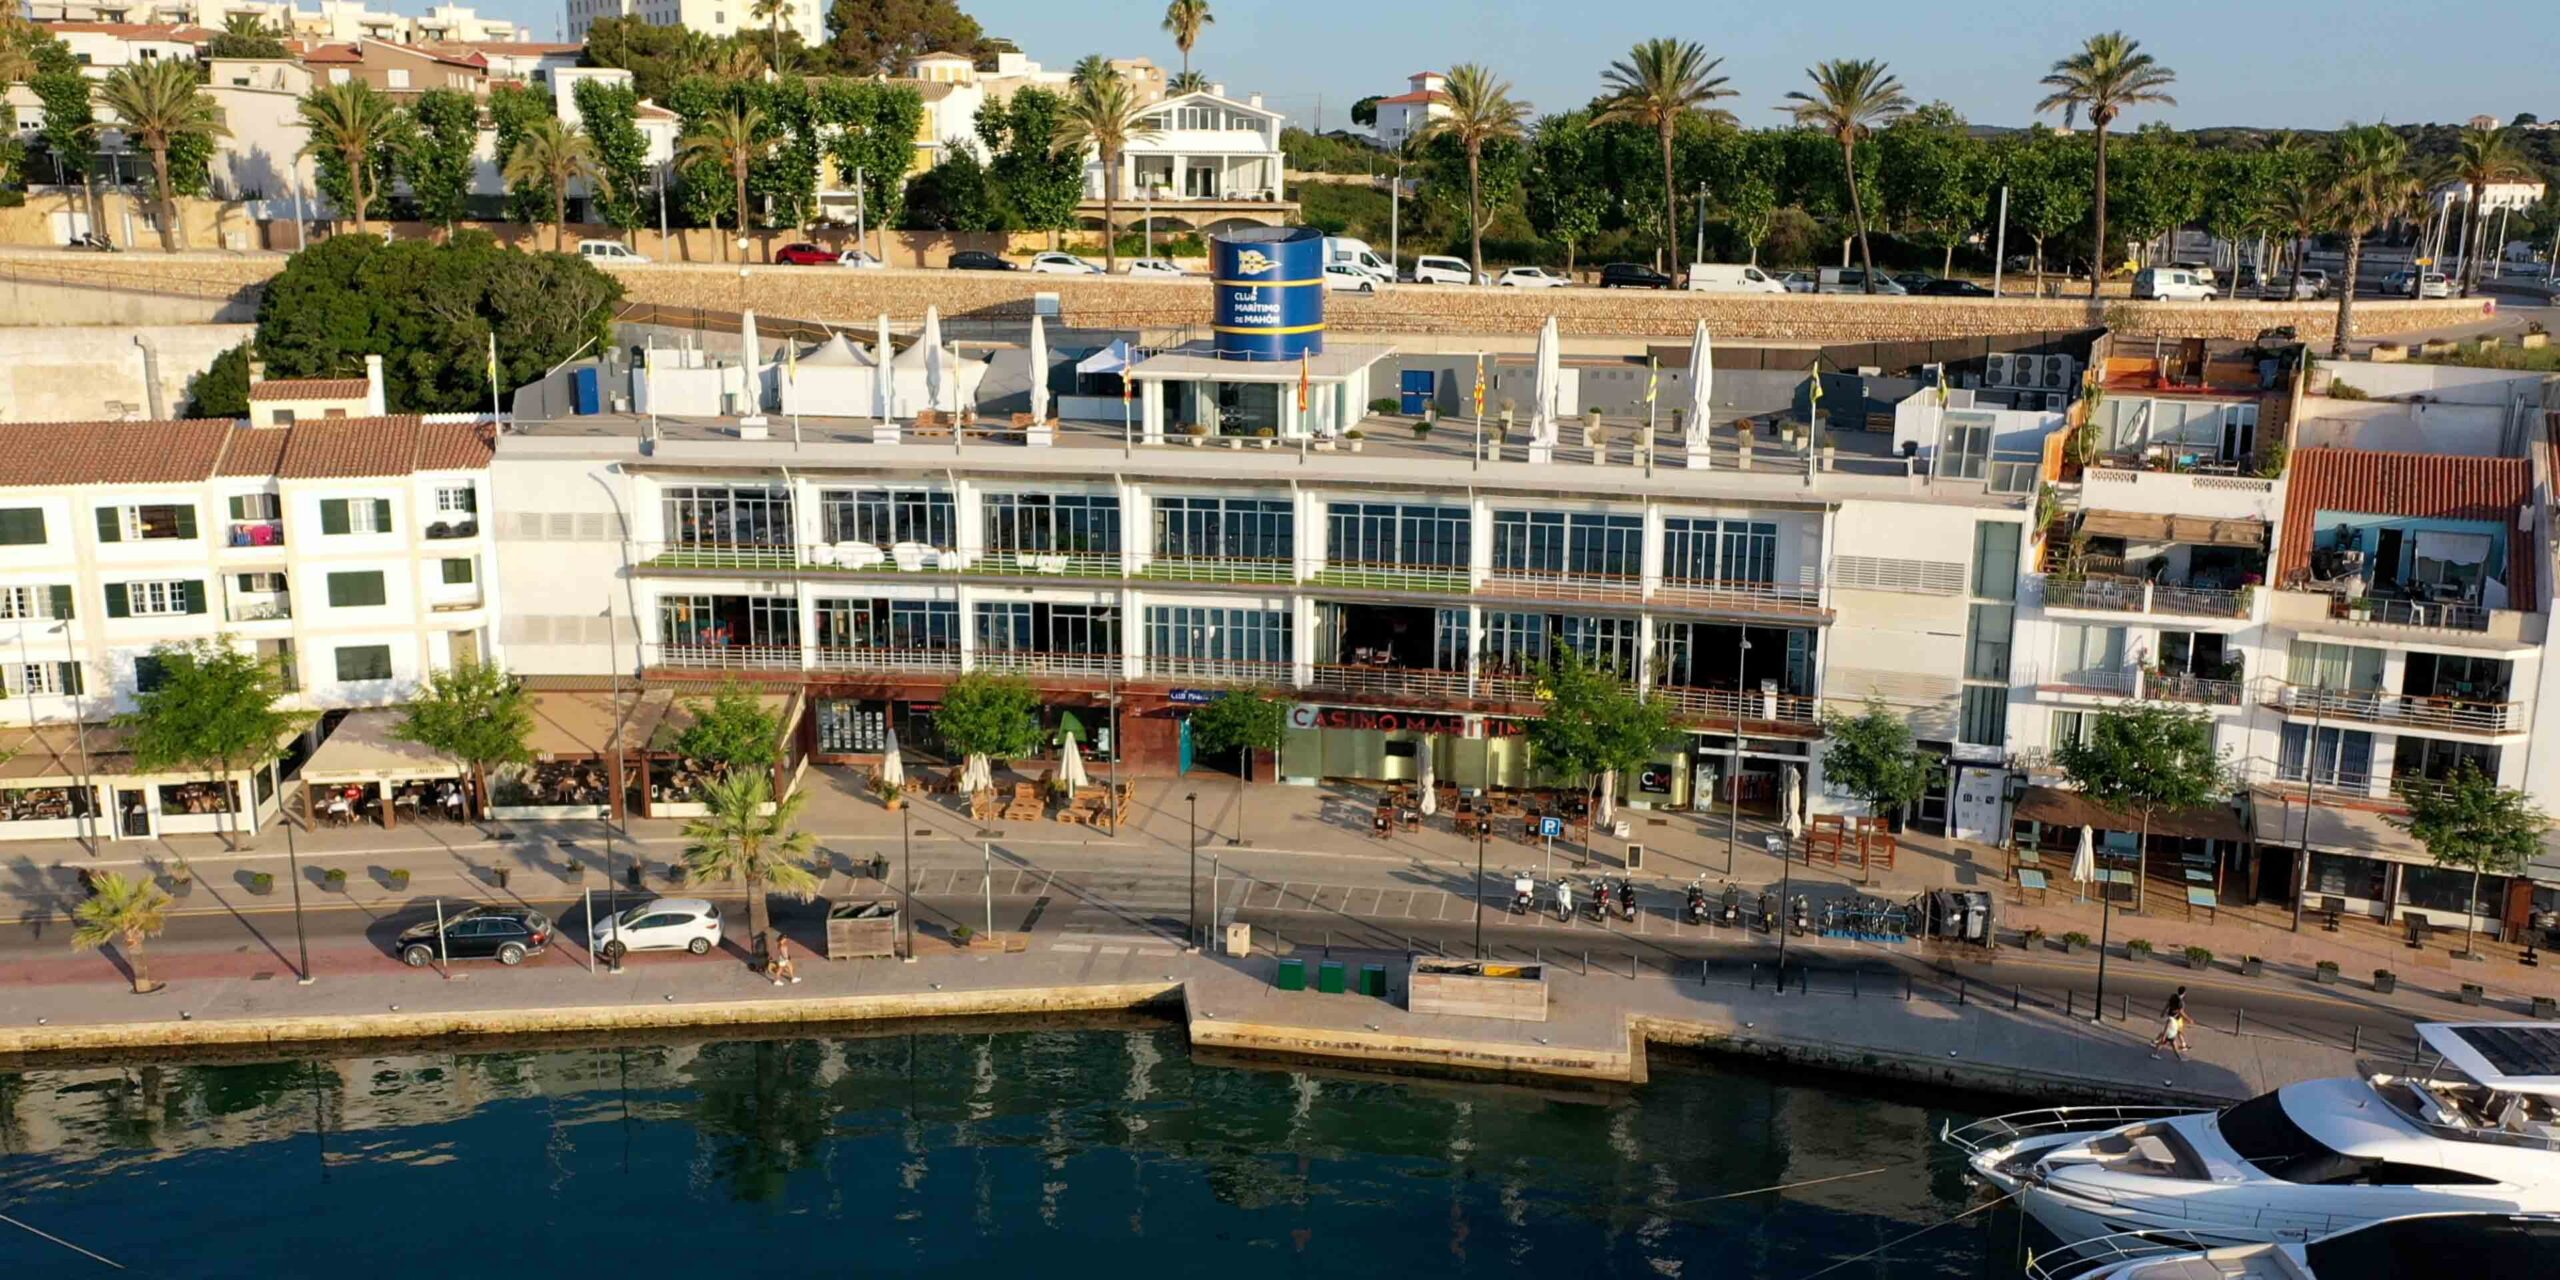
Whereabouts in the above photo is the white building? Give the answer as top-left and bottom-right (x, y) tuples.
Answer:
(2429, 179), (2547, 215)
(28, 1), (519, 43)
(35, 20), (212, 76)
(563, 0), (820, 47)
(1371, 70), (1448, 150)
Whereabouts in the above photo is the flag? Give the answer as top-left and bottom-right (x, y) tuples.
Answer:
(1297, 351), (1311, 414)
(485, 332), (499, 391)
(1472, 355), (1486, 415)
(1645, 356), (1658, 404)
(1807, 359), (1823, 420)
(1121, 372), (1134, 402)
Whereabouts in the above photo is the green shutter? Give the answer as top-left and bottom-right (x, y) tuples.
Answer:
(182, 580), (207, 615)
(95, 507), (121, 543)
(47, 585), (71, 620)
(62, 663), (83, 696)
(171, 506), (197, 540)
(328, 571), (386, 608)
(0, 508), (44, 545)
(104, 583), (129, 618)
(320, 499), (349, 535)
(442, 557), (474, 584)
(228, 495), (250, 520)
(371, 499), (393, 533)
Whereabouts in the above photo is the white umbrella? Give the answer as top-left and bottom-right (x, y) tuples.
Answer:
(878, 728), (905, 792)
(2071, 824), (2097, 900)
(1782, 764), (1803, 843)
(1528, 315), (1561, 449)
(1058, 733), (1090, 793)
(1685, 319), (1714, 451)
(959, 752), (992, 795)
(873, 313), (896, 422)
(1597, 768), (1617, 828)
(1417, 736), (1437, 816)
(1027, 311), (1050, 425)
(921, 304), (949, 414)
(738, 309), (762, 413)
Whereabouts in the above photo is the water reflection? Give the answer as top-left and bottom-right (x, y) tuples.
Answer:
(1, 1028), (2017, 1278)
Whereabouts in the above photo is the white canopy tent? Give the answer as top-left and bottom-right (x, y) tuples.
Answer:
(773, 314), (989, 418)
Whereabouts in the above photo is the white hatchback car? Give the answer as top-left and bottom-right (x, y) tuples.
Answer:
(1411, 254), (1484, 285)
(836, 249), (887, 269)
(1030, 251), (1103, 275)
(1123, 258), (1187, 277)
(1497, 266), (1570, 288)
(1322, 263), (1379, 292)
(590, 897), (723, 960)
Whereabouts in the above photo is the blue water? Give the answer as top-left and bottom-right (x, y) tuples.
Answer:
(0, 1024), (2019, 1277)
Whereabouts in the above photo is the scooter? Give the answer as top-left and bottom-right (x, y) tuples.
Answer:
(1552, 877), (1575, 923)
(70, 231), (117, 252)
(1584, 876), (1610, 922)
(1684, 879), (1709, 926)
(1790, 894), (1812, 936)
(1718, 882), (1741, 927)
(1509, 873), (1535, 916)
(1757, 890), (1778, 934)
(1615, 879), (1637, 922)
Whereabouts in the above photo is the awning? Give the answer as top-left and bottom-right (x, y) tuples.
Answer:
(0, 724), (136, 780)
(2249, 792), (2420, 862)
(2014, 784), (2247, 841)
(302, 709), (458, 784)
(1076, 340), (1134, 376)
(2077, 509), (2267, 549)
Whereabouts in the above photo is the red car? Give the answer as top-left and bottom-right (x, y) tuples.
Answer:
(773, 242), (842, 266)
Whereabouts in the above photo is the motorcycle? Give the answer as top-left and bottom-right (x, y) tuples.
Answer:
(1790, 894), (1812, 936)
(1615, 879), (1637, 922)
(1509, 873), (1535, 916)
(69, 231), (117, 252)
(1684, 879), (1709, 926)
(1584, 876), (1609, 922)
(1718, 882), (1741, 927)
(1551, 877), (1575, 923)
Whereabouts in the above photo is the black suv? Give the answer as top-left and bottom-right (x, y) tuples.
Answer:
(1598, 262), (1673, 290)
(947, 249), (1016, 271)
(398, 905), (553, 967)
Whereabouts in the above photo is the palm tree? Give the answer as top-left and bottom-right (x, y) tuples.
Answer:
(2266, 173), (2330, 295)
(749, 0), (791, 75)
(1597, 38), (1735, 272)
(1069, 52), (1115, 91)
(678, 103), (770, 262)
(95, 60), (228, 253)
(1054, 68), (1159, 273)
(296, 80), (396, 234)
(680, 772), (819, 968)
(2037, 32), (2177, 298)
(504, 115), (598, 252)
(2449, 125), (2530, 295)
(2325, 124), (2414, 356)
(1418, 63), (1528, 284)
(1168, 69), (1210, 95)
(1782, 59), (1908, 294)
(71, 871), (172, 995)
(1160, 0), (1213, 79)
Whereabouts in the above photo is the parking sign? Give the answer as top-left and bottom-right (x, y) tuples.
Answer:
(1538, 816), (1564, 839)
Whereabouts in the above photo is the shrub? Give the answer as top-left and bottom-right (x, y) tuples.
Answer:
(387, 868), (411, 890)
(2326, 381), (2370, 400)
(1369, 397), (1398, 414)
(2183, 944), (2213, 966)
(2061, 930), (2090, 948)
(322, 867), (348, 890)
(2316, 958), (2340, 972)
(952, 923), (975, 942)
(248, 871), (274, 893)
(2125, 937), (2154, 956)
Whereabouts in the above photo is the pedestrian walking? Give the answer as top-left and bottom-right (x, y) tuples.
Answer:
(768, 936), (801, 986)
(2150, 986), (2189, 1060)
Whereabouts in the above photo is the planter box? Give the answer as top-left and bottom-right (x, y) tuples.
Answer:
(2240, 956), (2264, 977)
(2062, 939), (2087, 955)
(2126, 947), (2154, 963)
(825, 898), (901, 960)
(2314, 964), (2340, 984)
(2459, 982), (2486, 1006)
(1407, 957), (1548, 1022)
(2534, 996), (2558, 1019)
(2185, 952), (2212, 971)
(2373, 970), (2397, 994)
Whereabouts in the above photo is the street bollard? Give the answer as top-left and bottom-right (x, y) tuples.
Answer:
(1851, 969), (1859, 999)
(2013, 985), (2022, 1011)
(1751, 962), (1759, 990)
(1958, 978), (1967, 1007)
(2352, 1025), (2362, 1053)
(2236, 1008), (2246, 1037)
(1904, 974), (1912, 1002)
(1799, 967), (1808, 995)
(2120, 994), (2129, 1023)
(2066, 989), (2074, 1018)
(1582, 948), (1589, 976)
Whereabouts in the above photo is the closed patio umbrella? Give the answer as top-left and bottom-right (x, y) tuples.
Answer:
(1685, 320), (1714, 456)
(1058, 733), (1090, 794)
(2071, 825), (2097, 902)
(877, 728), (905, 792)
(1596, 768), (1616, 829)
(1782, 764), (1802, 843)
(1529, 315), (1561, 453)
(959, 752), (992, 795)
(921, 305), (949, 414)
(1417, 736), (1437, 817)
(1028, 311), (1050, 425)
(873, 313), (896, 422)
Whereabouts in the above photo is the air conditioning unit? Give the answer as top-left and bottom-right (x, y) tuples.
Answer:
(2042, 355), (2074, 388)
(2045, 391), (2070, 412)
(1985, 354), (2014, 388)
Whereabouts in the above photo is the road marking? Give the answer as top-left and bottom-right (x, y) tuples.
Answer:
(1051, 943), (1092, 953)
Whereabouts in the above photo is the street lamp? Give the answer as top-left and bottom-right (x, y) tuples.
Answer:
(286, 817), (313, 984)
(1473, 811), (1489, 958)
(1726, 633), (1752, 873)
(900, 802), (915, 962)
(1767, 832), (1791, 988)
(1186, 792), (1200, 947)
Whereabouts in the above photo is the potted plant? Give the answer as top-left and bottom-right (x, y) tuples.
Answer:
(2183, 944), (2213, 971)
(248, 871), (274, 896)
(871, 775), (903, 810)
(2459, 981), (2486, 1006)
(2314, 958), (2340, 984)
(2347, 596), (2374, 621)
(387, 868), (411, 892)
(2125, 937), (2154, 962)
(1412, 417), (1434, 439)
(1185, 423), (1211, 448)
(665, 862), (689, 885)
(1253, 426), (1276, 450)
(322, 867), (348, 891)
(2372, 968), (2397, 994)
(952, 923), (976, 945)
(2020, 924), (2047, 950)
(1344, 428), (1365, 454)
(1369, 397), (1398, 414)
(2240, 954), (2264, 977)
(164, 865), (194, 899)
(2061, 930), (2090, 955)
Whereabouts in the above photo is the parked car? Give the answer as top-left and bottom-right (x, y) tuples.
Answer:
(1684, 263), (1785, 294)
(1916, 279), (1997, 297)
(1779, 271), (1817, 294)
(2169, 260), (2219, 286)
(1816, 268), (1906, 295)
(2274, 269), (2329, 299)
(1598, 262), (1674, 290)
(1891, 271), (1936, 294)
(1321, 236), (1395, 285)
(398, 905), (552, 968)
(1411, 254), (1482, 285)
(589, 897), (723, 961)
(1123, 258), (1187, 277)
(2132, 266), (2216, 301)
(835, 249), (887, 269)
(1496, 265), (1570, 288)
(1321, 262), (1378, 293)
(2383, 269), (2452, 298)
(577, 239), (648, 264)
(948, 250), (1017, 271)
(774, 242), (845, 265)
(1030, 251), (1104, 275)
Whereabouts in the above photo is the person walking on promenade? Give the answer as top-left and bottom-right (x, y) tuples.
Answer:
(768, 936), (801, 985)
(2150, 986), (2189, 1060)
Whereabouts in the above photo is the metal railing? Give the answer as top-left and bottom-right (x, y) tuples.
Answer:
(971, 649), (1120, 678)
(809, 646), (961, 674)
(2146, 672), (2244, 706)
(2031, 666), (2138, 697)
(969, 549), (1122, 578)
(1653, 576), (1827, 616)
(652, 642), (803, 671)
(428, 593), (485, 614)
(637, 541), (803, 573)
(1308, 664), (1474, 701)
(2038, 574), (2146, 612)
(1939, 1104), (2196, 1157)
(2275, 684), (2522, 734)
(223, 521), (284, 549)
(2326, 594), (2492, 633)
(1305, 560), (1473, 594)
(1137, 555), (1298, 585)
(2024, 1230), (2254, 1280)
(1649, 684), (1819, 724)
(1482, 567), (1647, 604)
(225, 595), (291, 623)
(1142, 656), (1292, 686)
(2150, 583), (2250, 618)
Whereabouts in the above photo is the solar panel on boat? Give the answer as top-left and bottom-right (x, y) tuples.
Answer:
(2451, 1025), (2560, 1079)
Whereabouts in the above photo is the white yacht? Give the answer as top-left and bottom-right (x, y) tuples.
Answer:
(2022, 1212), (2560, 1280)
(1944, 1022), (2560, 1246)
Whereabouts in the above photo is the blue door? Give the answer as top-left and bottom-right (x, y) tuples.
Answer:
(1398, 369), (1436, 416)
(571, 366), (601, 415)
(1177, 717), (1195, 775)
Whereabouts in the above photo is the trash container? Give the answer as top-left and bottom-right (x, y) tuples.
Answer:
(1359, 963), (1387, 997)
(1316, 959), (1347, 994)
(1276, 957), (1307, 991)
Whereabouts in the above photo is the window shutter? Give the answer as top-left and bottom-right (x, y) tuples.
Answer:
(96, 507), (121, 543)
(442, 557), (473, 584)
(62, 663), (83, 696)
(371, 499), (393, 533)
(229, 495), (249, 520)
(48, 585), (72, 620)
(171, 506), (197, 540)
(104, 583), (129, 618)
(182, 580), (207, 615)
(320, 499), (349, 535)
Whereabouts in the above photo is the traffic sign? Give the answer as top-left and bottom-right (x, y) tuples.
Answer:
(1538, 816), (1564, 839)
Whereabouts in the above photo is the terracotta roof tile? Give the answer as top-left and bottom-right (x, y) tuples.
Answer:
(214, 427), (290, 477)
(274, 416), (491, 478)
(0, 420), (239, 486)
(248, 377), (370, 402)
(2276, 447), (2536, 610)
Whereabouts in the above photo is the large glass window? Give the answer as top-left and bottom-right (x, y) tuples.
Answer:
(1493, 511), (1643, 578)
(1480, 611), (1548, 672)
(333, 644), (393, 682)
(1663, 518), (1778, 584)
(813, 598), (958, 650)
(326, 570), (387, 608)
(2286, 640), (2385, 690)
(663, 486), (793, 547)
(984, 493), (1121, 554)
(1972, 521), (2021, 601)
(1326, 502), (1469, 568)
(1959, 686), (2007, 747)
(658, 594), (799, 648)
(2279, 723), (2374, 786)
(818, 488), (953, 549)
(1145, 607), (1290, 663)
(1153, 496), (1293, 561)
(1967, 604), (2017, 680)
(2051, 622), (2124, 684)
(973, 603), (1120, 655)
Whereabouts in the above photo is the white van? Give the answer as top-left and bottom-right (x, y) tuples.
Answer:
(2133, 266), (2217, 301)
(1411, 254), (1483, 286)
(577, 239), (648, 264)
(1321, 236), (1393, 284)
(1816, 267), (1906, 295)
(1685, 263), (1785, 294)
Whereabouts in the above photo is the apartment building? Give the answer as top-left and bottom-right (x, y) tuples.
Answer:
(28, 1), (520, 44)
(562, 0), (821, 47)
(0, 371), (496, 842)
(1083, 89), (1293, 232)
(299, 36), (487, 96)
(1370, 71), (1449, 150)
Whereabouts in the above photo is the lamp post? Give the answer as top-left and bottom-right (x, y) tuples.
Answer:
(1186, 791), (1200, 947)
(1767, 832), (1791, 988)
(900, 802), (915, 961)
(286, 817), (313, 984)
(1726, 634), (1752, 873)
(1473, 813), (1489, 958)
(2092, 874), (2115, 1024)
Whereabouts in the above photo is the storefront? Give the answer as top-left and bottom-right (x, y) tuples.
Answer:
(809, 690), (1124, 771)
(300, 709), (472, 828)
(494, 685), (648, 822)
(1276, 704), (1535, 787)
(1682, 730), (1815, 817)
(2254, 795), (2546, 940)
(0, 724), (281, 842)
(2012, 785), (2248, 903)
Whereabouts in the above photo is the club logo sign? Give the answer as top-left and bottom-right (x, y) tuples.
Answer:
(1231, 249), (1276, 277)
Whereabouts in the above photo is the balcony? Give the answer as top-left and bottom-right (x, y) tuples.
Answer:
(1137, 556), (1296, 586)
(223, 521), (285, 550)
(641, 542), (802, 573)
(2145, 671), (2244, 707)
(971, 649), (1120, 679)
(1142, 655), (1293, 687)
(1483, 568), (1647, 606)
(429, 591), (485, 614)
(2273, 685), (2524, 736)
(1649, 684), (1819, 726)
(653, 642), (803, 671)
(810, 646), (961, 675)
(226, 592), (291, 623)
(2325, 594), (2491, 633)
(421, 519), (481, 541)
(1308, 664), (1476, 702)
(1306, 560), (1471, 595)
(967, 550), (1120, 579)
(2035, 574), (2249, 619)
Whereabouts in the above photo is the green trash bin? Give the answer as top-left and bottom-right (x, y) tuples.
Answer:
(1359, 963), (1387, 997)
(1317, 959), (1347, 994)
(1275, 957), (1306, 991)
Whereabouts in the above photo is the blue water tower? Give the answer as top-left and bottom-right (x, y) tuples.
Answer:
(1210, 226), (1325, 361)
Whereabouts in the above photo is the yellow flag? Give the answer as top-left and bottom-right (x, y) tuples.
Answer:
(1472, 355), (1486, 414)
(1646, 356), (1658, 404)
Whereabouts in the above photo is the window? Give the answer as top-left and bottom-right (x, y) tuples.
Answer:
(319, 497), (393, 535)
(665, 486), (794, 547)
(2051, 621), (2125, 684)
(2279, 723), (2374, 787)
(133, 654), (170, 693)
(440, 558), (475, 585)
(96, 503), (197, 542)
(386, 67), (409, 88)
(984, 493), (1121, 554)
(1663, 518), (1778, 585)
(227, 493), (281, 521)
(0, 585), (72, 620)
(334, 644), (394, 682)
(9, 662), (80, 697)
(813, 598), (959, 650)
(1959, 686), (2008, 747)
(0, 508), (44, 545)
(2049, 710), (2093, 749)
(109, 579), (203, 618)
(1937, 411), (1993, 481)
(327, 67), (350, 84)
(1967, 604), (2017, 680)
(1145, 607), (1291, 664)
(434, 485), (478, 515)
(1493, 511), (1643, 579)
(973, 602), (1120, 655)
(818, 488), (949, 548)
(1972, 521), (2021, 601)
(2285, 640), (2383, 691)
(326, 571), (388, 608)
(237, 572), (287, 594)
(273, 409), (296, 425)
(1325, 502), (1469, 569)
(1152, 496), (1292, 561)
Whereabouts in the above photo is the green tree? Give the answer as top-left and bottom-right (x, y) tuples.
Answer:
(749, 0), (792, 72)
(95, 60), (226, 252)
(2390, 762), (2547, 961)
(298, 80), (397, 233)
(185, 341), (253, 416)
(71, 871), (172, 995)
(748, 76), (822, 232)
(1524, 650), (1671, 832)
(1990, 129), (2089, 291)
(32, 66), (95, 189)
(1815, 700), (1932, 879)
(2449, 125), (2532, 295)
(1597, 37), (1735, 271)
(824, 0), (985, 77)
(979, 86), (1084, 235)
(1160, 0), (1212, 78)
(1349, 94), (1382, 129)
(1167, 68), (1209, 96)
(117, 638), (306, 850)
(2052, 703), (2226, 913)
(900, 144), (998, 230)
(207, 12), (287, 58)
(1419, 62), (1529, 282)
(679, 771), (818, 965)
(404, 88), (481, 234)
(1782, 58), (1909, 292)
(576, 16), (697, 103)
(814, 79), (924, 234)
(2037, 31), (2178, 296)
(678, 102), (772, 258)
(2195, 148), (2274, 286)
(1053, 67), (1158, 271)
(392, 662), (534, 821)
(1187, 690), (1287, 845)
(2266, 166), (2331, 293)
(1526, 113), (1607, 274)
(674, 681), (783, 778)
(485, 81), (556, 224)
(2102, 129), (2205, 267)
(935, 672), (1044, 775)
(574, 76), (651, 236)
(504, 115), (599, 252)
(2324, 124), (2414, 356)
(1876, 104), (1985, 275)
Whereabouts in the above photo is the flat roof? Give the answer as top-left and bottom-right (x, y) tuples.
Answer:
(1127, 342), (1397, 383)
(303, 709), (456, 782)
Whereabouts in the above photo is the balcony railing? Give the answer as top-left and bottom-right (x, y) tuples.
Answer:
(1649, 684), (1818, 725)
(2146, 672), (2244, 707)
(1138, 555), (1298, 585)
(2275, 685), (2523, 735)
(1305, 560), (1472, 594)
(810, 646), (961, 674)
(1308, 664), (1474, 701)
(226, 593), (291, 623)
(429, 592), (485, 614)
(642, 542), (802, 573)
(2030, 666), (2138, 697)
(2035, 574), (2250, 619)
(2325, 594), (2492, 633)
(971, 649), (1120, 678)
(653, 642), (803, 670)
(1483, 567), (1647, 605)
(2149, 583), (2250, 618)
(1142, 656), (1293, 686)
(969, 550), (1121, 578)
(1653, 576), (1827, 616)
(2039, 575), (2146, 612)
